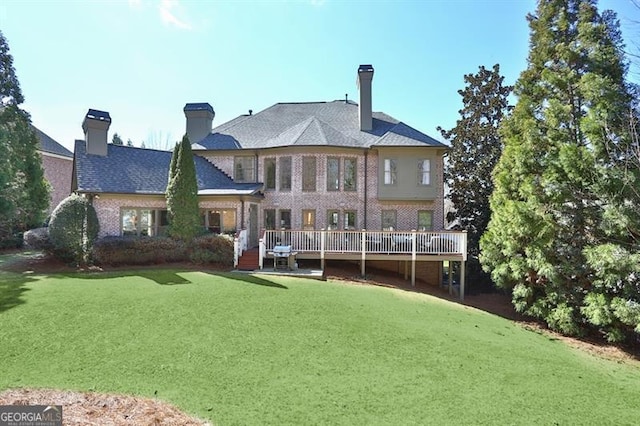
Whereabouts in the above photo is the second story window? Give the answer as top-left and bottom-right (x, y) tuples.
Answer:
(418, 159), (431, 185)
(264, 157), (276, 190)
(279, 156), (291, 191)
(302, 157), (316, 191)
(384, 159), (397, 185)
(234, 156), (255, 183)
(327, 157), (340, 191)
(344, 158), (357, 191)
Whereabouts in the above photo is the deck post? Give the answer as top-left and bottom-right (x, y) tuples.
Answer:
(361, 229), (366, 278)
(320, 229), (326, 271)
(258, 236), (264, 270)
(411, 230), (416, 287)
(460, 260), (466, 301)
(448, 262), (453, 295)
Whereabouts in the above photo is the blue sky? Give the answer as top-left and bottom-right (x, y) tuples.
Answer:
(1, 0), (638, 152)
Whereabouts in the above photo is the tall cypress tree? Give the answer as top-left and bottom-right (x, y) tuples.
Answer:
(438, 64), (512, 291)
(481, 0), (635, 339)
(166, 135), (201, 240)
(0, 31), (48, 246)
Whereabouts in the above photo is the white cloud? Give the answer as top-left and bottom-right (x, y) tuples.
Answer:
(128, 0), (143, 9)
(158, 0), (192, 30)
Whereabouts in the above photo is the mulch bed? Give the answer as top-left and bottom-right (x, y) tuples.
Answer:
(0, 388), (209, 425)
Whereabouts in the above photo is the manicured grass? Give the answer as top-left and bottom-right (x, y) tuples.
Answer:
(0, 263), (639, 424)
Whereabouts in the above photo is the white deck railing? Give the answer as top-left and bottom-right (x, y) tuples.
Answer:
(260, 229), (467, 258)
(233, 229), (249, 268)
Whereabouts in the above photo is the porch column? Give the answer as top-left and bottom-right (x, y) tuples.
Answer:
(460, 260), (466, 301)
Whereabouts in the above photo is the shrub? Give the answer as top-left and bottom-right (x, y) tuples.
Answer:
(23, 227), (51, 250)
(93, 236), (188, 266)
(92, 234), (234, 267)
(48, 194), (99, 264)
(190, 234), (234, 264)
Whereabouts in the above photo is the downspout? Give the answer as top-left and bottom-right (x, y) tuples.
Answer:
(241, 199), (245, 229)
(363, 149), (368, 229)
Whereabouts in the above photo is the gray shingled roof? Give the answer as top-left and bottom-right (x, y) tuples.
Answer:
(33, 126), (73, 158)
(74, 141), (261, 195)
(195, 101), (446, 150)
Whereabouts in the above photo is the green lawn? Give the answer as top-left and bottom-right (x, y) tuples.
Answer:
(0, 258), (639, 425)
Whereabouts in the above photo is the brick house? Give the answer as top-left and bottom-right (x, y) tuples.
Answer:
(33, 126), (73, 215)
(72, 65), (467, 296)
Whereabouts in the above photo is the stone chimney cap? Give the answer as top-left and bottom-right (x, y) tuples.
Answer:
(358, 64), (374, 73)
(184, 103), (214, 114)
(86, 109), (111, 122)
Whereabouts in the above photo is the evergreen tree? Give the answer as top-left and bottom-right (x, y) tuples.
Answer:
(111, 133), (124, 145)
(481, 0), (636, 340)
(438, 64), (512, 291)
(0, 31), (48, 246)
(165, 135), (200, 240)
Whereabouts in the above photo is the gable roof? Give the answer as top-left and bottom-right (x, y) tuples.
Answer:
(33, 126), (73, 158)
(195, 101), (446, 150)
(74, 141), (261, 195)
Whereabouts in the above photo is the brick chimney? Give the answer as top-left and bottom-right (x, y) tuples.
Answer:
(82, 109), (111, 156)
(357, 65), (374, 132)
(184, 103), (215, 144)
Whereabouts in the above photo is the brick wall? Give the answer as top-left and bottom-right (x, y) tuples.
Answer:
(201, 148), (445, 232)
(41, 153), (73, 214)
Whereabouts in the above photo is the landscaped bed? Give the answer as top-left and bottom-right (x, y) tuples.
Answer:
(1, 252), (639, 425)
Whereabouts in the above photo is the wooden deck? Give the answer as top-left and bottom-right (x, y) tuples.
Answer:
(233, 229), (468, 300)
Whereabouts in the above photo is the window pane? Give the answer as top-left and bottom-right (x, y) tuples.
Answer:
(122, 209), (137, 236)
(264, 209), (276, 230)
(302, 157), (316, 191)
(279, 157), (291, 191)
(382, 210), (396, 230)
(418, 211), (433, 231)
(264, 158), (276, 190)
(327, 158), (340, 191)
(279, 210), (291, 229)
(159, 210), (169, 236)
(208, 211), (221, 233)
(344, 211), (356, 230)
(221, 209), (236, 234)
(344, 158), (356, 191)
(384, 159), (397, 185)
(139, 210), (152, 236)
(235, 157), (255, 183)
(302, 209), (315, 230)
(327, 210), (339, 230)
(418, 159), (431, 185)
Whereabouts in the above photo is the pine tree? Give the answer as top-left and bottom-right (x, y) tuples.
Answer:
(165, 135), (201, 240)
(0, 31), (49, 246)
(438, 64), (512, 291)
(111, 133), (124, 145)
(481, 0), (636, 339)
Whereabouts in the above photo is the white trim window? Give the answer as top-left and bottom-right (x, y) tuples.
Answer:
(418, 159), (431, 185)
(384, 159), (397, 185)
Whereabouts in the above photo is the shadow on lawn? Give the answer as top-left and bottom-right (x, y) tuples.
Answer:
(0, 273), (37, 314)
(212, 272), (288, 290)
